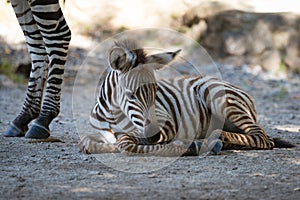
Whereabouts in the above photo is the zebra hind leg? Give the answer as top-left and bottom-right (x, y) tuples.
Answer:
(4, 0), (71, 139)
(214, 118), (294, 150)
(24, 0), (71, 139)
(213, 128), (275, 150)
(4, 0), (48, 137)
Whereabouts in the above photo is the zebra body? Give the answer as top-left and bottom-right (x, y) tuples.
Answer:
(79, 40), (292, 156)
(4, 0), (71, 138)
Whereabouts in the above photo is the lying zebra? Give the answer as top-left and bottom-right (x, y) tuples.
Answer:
(79, 40), (294, 156)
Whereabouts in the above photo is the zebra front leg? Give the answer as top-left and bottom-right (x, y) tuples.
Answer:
(4, 0), (49, 137)
(79, 133), (118, 154)
(116, 134), (206, 156)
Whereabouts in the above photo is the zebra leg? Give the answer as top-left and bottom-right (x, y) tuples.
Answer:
(214, 128), (275, 150)
(224, 108), (275, 149)
(116, 134), (205, 156)
(24, 0), (71, 138)
(210, 88), (275, 150)
(78, 133), (117, 154)
(4, 0), (49, 137)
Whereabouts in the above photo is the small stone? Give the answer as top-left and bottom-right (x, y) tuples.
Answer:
(284, 33), (300, 73)
(289, 114), (295, 120)
(97, 172), (103, 176)
(223, 56), (245, 68)
(260, 50), (281, 72)
(223, 31), (247, 56)
(186, 20), (207, 40)
(273, 30), (290, 50)
(203, 33), (222, 50)
(294, 187), (300, 191)
(148, 173), (158, 178)
(0, 75), (15, 88)
(249, 20), (273, 55)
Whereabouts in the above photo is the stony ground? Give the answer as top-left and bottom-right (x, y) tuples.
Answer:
(1, 1), (300, 199)
(1, 61), (300, 199)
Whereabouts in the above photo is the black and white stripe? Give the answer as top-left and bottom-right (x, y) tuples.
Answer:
(4, 0), (71, 138)
(79, 40), (294, 156)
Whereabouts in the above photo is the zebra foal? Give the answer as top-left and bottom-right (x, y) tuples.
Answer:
(79, 40), (294, 156)
(4, 0), (71, 138)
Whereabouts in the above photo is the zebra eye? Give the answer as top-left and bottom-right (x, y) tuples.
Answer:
(125, 90), (136, 100)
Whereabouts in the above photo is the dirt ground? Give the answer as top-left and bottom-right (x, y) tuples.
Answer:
(0, 1), (300, 199)
(1, 61), (300, 199)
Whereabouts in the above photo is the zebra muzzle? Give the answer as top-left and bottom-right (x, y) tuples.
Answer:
(141, 105), (161, 143)
(143, 119), (151, 127)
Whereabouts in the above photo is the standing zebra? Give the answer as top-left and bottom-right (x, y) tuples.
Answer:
(79, 40), (294, 156)
(4, 0), (71, 138)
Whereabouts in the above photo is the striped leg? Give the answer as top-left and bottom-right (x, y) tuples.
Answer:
(25, 0), (71, 138)
(79, 126), (207, 156)
(78, 133), (117, 154)
(207, 83), (275, 150)
(116, 134), (207, 156)
(4, 0), (49, 137)
(4, 0), (71, 138)
(216, 128), (275, 150)
(219, 114), (275, 150)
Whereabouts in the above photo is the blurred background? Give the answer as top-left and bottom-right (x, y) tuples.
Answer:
(0, 0), (300, 85)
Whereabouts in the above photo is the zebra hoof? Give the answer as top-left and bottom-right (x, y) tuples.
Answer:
(3, 123), (26, 137)
(25, 123), (50, 139)
(183, 141), (203, 156)
(209, 140), (223, 155)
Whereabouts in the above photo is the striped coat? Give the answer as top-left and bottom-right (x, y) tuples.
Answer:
(4, 0), (71, 139)
(79, 40), (294, 156)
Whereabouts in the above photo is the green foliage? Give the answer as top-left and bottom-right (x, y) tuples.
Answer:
(0, 59), (25, 84)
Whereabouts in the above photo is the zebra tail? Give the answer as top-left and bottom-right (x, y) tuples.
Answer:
(273, 138), (296, 148)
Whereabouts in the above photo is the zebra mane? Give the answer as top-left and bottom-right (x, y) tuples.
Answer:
(114, 39), (147, 65)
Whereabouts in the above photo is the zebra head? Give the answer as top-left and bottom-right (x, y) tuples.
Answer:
(108, 40), (181, 142)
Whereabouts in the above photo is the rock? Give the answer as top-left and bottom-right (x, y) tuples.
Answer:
(0, 75), (15, 88)
(249, 20), (273, 55)
(182, 12), (200, 27)
(260, 50), (281, 72)
(261, 14), (287, 31)
(284, 55), (300, 74)
(202, 33), (222, 53)
(273, 29), (291, 50)
(182, 1), (234, 27)
(284, 31), (300, 73)
(223, 56), (245, 67)
(186, 20), (207, 41)
(245, 55), (261, 67)
(223, 31), (247, 56)
(189, 10), (300, 74)
(297, 18), (300, 32)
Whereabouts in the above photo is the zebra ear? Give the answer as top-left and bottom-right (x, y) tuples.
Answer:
(146, 49), (181, 70)
(109, 47), (130, 71)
